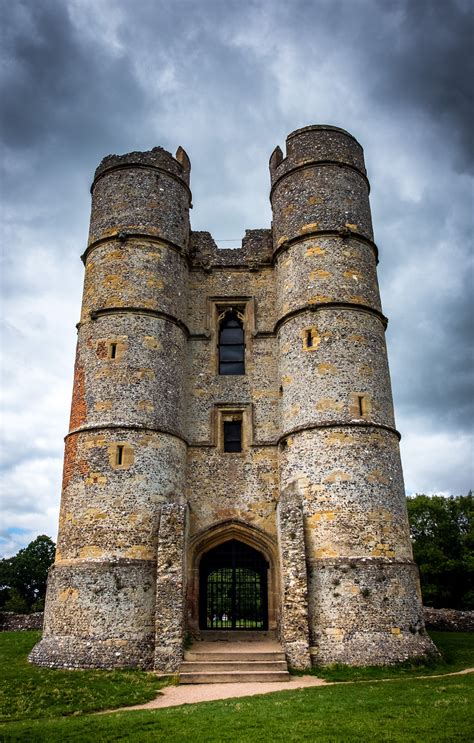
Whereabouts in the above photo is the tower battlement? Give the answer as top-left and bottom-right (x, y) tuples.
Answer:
(31, 126), (436, 674)
(87, 145), (191, 249)
(93, 145), (191, 185)
(269, 125), (366, 184)
(190, 229), (273, 268)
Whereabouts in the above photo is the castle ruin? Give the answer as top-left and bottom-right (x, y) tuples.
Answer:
(31, 125), (435, 672)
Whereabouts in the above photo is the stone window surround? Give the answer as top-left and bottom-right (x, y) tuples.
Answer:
(302, 326), (319, 351)
(108, 441), (134, 469)
(218, 308), (245, 376)
(206, 296), (256, 375)
(213, 403), (253, 452)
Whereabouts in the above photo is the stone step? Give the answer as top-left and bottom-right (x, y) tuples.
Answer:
(181, 660), (289, 673)
(197, 630), (277, 641)
(184, 651), (286, 662)
(180, 670), (290, 684)
(180, 639), (290, 684)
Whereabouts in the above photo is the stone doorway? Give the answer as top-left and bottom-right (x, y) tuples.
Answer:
(198, 539), (269, 631)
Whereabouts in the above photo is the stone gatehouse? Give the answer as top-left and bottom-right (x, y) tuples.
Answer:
(30, 125), (436, 671)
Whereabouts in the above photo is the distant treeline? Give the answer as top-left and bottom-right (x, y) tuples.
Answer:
(0, 536), (55, 613)
(407, 492), (473, 610)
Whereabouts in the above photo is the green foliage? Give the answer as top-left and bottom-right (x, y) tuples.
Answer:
(1, 589), (29, 613)
(407, 492), (473, 609)
(0, 535), (55, 612)
(0, 631), (172, 723)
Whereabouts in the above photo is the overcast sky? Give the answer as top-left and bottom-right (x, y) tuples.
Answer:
(1, 0), (473, 557)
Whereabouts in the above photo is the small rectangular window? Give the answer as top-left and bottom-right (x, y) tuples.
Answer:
(303, 327), (318, 351)
(351, 392), (371, 420)
(116, 444), (124, 465)
(109, 342), (117, 359)
(223, 420), (242, 452)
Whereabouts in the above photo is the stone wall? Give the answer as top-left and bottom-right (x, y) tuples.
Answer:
(423, 607), (474, 632)
(30, 561), (157, 668)
(7, 608), (473, 638)
(154, 503), (188, 672)
(0, 613), (44, 631)
(277, 488), (311, 668)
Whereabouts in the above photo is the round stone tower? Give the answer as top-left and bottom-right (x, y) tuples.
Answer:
(271, 125), (434, 665)
(30, 146), (191, 669)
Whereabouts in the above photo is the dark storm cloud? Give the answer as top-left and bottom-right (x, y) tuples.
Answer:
(368, 0), (474, 172)
(0, 0), (154, 219)
(0, 0), (472, 555)
(1, 0), (146, 152)
(276, 0), (473, 170)
(373, 166), (473, 436)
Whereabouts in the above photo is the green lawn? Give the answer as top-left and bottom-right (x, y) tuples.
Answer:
(0, 631), (473, 742)
(3, 675), (473, 742)
(0, 631), (173, 722)
(291, 630), (474, 681)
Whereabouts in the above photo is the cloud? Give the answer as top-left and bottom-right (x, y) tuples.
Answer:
(0, 0), (472, 556)
(367, 0), (474, 172)
(0, 0), (146, 155)
(400, 425), (473, 497)
(0, 457), (61, 555)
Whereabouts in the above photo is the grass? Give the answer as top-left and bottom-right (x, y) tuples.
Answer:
(290, 631), (474, 681)
(0, 631), (173, 722)
(0, 631), (473, 741)
(2, 675), (473, 741)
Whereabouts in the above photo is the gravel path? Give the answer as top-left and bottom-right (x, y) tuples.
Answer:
(99, 666), (474, 714)
(104, 676), (328, 712)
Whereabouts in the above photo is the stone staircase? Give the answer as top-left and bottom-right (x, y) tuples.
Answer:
(179, 637), (290, 684)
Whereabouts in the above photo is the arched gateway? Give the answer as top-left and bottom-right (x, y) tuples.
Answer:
(187, 520), (279, 639)
(199, 540), (268, 631)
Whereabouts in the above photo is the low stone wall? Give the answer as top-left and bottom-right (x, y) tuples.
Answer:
(423, 607), (474, 632)
(0, 612), (44, 631)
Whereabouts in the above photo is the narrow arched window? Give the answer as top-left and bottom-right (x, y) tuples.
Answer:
(218, 310), (245, 375)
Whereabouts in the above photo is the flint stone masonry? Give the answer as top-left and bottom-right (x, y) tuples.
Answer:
(0, 612), (44, 631)
(154, 503), (187, 672)
(277, 489), (311, 668)
(32, 125), (436, 672)
(423, 607), (474, 633)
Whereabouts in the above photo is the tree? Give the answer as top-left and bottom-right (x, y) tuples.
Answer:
(407, 493), (473, 610)
(0, 535), (56, 612)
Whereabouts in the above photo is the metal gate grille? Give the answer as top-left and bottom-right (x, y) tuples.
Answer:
(199, 540), (268, 630)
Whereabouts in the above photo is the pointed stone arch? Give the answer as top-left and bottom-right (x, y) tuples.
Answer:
(186, 520), (280, 634)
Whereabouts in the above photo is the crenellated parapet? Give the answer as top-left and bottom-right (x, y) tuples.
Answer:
(270, 125), (366, 180)
(89, 146), (191, 248)
(190, 229), (273, 269)
(94, 146), (191, 183)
